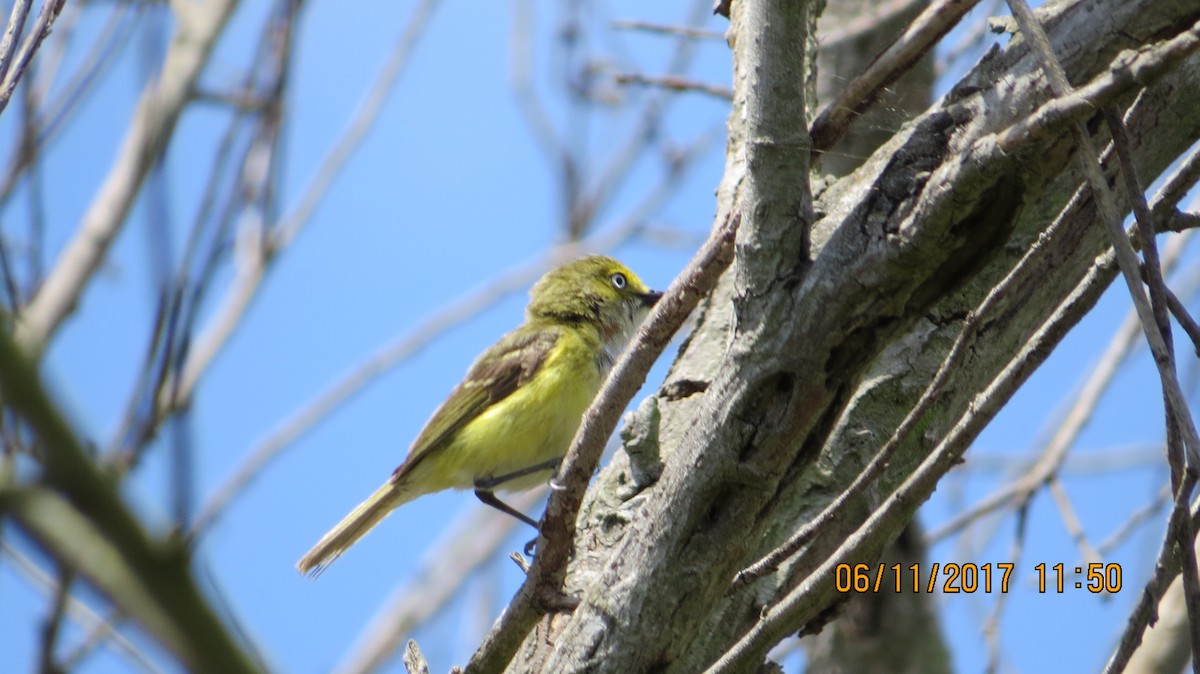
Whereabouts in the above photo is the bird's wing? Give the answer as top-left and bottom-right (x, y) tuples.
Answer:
(390, 325), (560, 483)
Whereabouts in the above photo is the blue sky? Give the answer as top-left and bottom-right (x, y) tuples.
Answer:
(1, 0), (1196, 672)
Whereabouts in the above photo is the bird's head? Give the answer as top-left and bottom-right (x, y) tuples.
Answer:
(527, 255), (661, 350)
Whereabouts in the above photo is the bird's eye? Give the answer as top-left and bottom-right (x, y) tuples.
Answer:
(610, 272), (627, 289)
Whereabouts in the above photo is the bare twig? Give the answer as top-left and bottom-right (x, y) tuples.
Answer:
(927, 231), (1194, 543)
(984, 504), (1029, 674)
(1004, 0), (1200, 666)
(0, 0), (67, 116)
(160, 0), (442, 416)
(610, 19), (724, 41)
(1046, 477), (1101, 566)
(1097, 484), (1170, 557)
(0, 2), (32, 95)
(1104, 486), (1200, 673)
(0, 541), (161, 673)
(1165, 284), (1200, 356)
(14, 0), (239, 356)
(613, 72), (732, 100)
(809, 0), (984, 154)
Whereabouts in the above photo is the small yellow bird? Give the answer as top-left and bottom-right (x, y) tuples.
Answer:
(296, 255), (661, 575)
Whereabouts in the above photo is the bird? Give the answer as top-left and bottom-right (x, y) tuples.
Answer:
(296, 255), (662, 575)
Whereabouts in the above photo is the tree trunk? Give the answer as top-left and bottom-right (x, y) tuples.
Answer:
(503, 0), (1200, 670)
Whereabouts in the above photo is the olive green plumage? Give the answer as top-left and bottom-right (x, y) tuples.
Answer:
(296, 255), (660, 575)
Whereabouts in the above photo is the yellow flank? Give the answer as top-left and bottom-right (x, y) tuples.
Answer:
(424, 328), (603, 492)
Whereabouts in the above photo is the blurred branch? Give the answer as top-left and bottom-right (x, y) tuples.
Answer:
(984, 504), (1028, 674)
(610, 19), (723, 40)
(105, 0), (301, 476)
(613, 72), (731, 100)
(14, 0), (239, 356)
(36, 561), (73, 674)
(0, 327), (261, 673)
(1097, 483), (1170, 556)
(584, 0), (712, 238)
(1046, 477), (1101, 566)
(1, 541), (162, 673)
(161, 0), (442, 415)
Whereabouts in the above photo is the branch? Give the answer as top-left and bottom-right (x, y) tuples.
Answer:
(809, 0), (983, 154)
(0, 0), (66, 117)
(613, 72), (732, 100)
(708, 241), (1131, 673)
(0, 327), (260, 673)
(158, 0), (442, 418)
(14, 0), (238, 355)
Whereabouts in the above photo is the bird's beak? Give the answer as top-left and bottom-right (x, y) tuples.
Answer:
(640, 290), (664, 307)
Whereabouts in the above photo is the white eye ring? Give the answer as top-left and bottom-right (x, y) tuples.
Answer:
(610, 272), (627, 289)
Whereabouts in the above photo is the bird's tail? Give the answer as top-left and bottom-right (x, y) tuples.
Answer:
(296, 479), (418, 576)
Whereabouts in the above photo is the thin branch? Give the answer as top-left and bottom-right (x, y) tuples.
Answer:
(0, 0), (66, 116)
(610, 19), (724, 40)
(584, 0), (713, 238)
(0, 1), (32, 96)
(0, 541), (161, 674)
(984, 504), (1029, 674)
(1005, 0), (1200, 666)
(1104, 485), (1200, 673)
(1152, 144), (1200, 221)
(707, 236), (1133, 674)
(1006, 0), (1200, 464)
(995, 23), (1200, 153)
(37, 561), (73, 674)
(927, 231), (1194, 543)
(14, 0), (239, 356)
(1097, 484), (1170, 557)
(1046, 477), (1101, 566)
(613, 72), (731, 100)
(1165, 284), (1200, 357)
(159, 0), (442, 416)
(809, 0), (984, 154)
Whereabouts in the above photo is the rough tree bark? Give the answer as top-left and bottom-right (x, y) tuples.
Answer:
(488, 0), (1200, 671)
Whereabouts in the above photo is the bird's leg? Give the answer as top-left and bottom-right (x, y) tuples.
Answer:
(474, 458), (563, 554)
(473, 489), (540, 528)
(474, 457), (562, 491)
